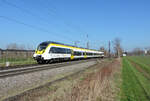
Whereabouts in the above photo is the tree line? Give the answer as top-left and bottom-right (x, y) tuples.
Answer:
(5, 43), (35, 50)
(99, 38), (150, 57)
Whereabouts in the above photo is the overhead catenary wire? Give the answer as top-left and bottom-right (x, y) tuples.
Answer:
(1, 0), (55, 26)
(0, 16), (74, 43)
(35, 0), (89, 39)
(37, 0), (91, 48)
(1, 0), (75, 42)
(46, 3), (93, 49)
(47, 0), (88, 34)
(1, 0), (99, 49)
(1, 0), (93, 48)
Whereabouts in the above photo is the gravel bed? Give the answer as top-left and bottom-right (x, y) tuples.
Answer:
(0, 64), (38, 70)
(0, 60), (96, 100)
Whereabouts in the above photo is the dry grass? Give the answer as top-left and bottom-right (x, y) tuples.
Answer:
(8, 59), (122, 101)
(52, 58), (122, 101)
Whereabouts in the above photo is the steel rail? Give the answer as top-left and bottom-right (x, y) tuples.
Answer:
(0, 59), (96, 78)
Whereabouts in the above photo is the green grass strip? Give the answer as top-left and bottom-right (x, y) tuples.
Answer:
(129, 56), (150, 67)
(121, 57), (150, 101)
(127, 56), (150, 74)
(0, 58), (36, 67)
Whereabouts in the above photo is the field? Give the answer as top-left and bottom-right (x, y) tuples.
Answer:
(121, 56), (150, 101)
(0, 58), (36, 67)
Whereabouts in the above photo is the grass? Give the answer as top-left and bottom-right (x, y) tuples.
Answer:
(0, 57), (36, 67)
(127, 56), (150, 74)
(121, 57), (150, 101)
(0, 57), (35, 63)
(129, 56), (150, 66)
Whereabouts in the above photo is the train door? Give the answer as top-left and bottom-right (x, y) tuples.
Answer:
(71, 49), (74, 60)
(84, 52), (87, 58)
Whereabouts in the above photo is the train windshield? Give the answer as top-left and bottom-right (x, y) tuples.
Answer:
(37, 42), (49, 51)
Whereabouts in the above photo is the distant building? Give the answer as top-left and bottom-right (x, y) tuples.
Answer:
(123, 52), (127, 57)
(145, 50), (147, 54)
(123, 54), (127, 56)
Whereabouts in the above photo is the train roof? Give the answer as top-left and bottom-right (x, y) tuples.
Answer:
(40, 41), (103, 52)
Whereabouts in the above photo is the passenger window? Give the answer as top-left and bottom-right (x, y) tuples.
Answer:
(50, 47), (71, 54)
(49, 47), (55, 53)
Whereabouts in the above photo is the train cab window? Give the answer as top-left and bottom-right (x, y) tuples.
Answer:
(49, 47), (56, 53)
(37, 42), (49, 51)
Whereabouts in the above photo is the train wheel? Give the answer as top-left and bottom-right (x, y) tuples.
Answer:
(37, 60), (44, 64)
(48, 59), (53, 64)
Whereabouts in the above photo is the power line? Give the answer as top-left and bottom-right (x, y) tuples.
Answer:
(1, 0), (75, 42)
(22, 0), (80, 36)
(0, 16), (47, 32)
(0, 16), (74, 43)
(1, 0), (92, 46)
(2, 0), (90, 45)
(1, 0), (52, 25)
(38, 0), (89, 37)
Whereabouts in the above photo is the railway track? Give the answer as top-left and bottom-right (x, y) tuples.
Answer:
(0, 59), (97, 78)
(2, 60), (99, 101)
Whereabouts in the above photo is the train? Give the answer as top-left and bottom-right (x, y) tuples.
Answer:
(33, 41), (104, 64)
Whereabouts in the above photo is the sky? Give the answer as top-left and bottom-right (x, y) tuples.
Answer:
(0, 0), (150, 51)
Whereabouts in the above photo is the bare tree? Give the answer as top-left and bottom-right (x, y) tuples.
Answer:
(6, 43), (26, 50)
(113, 38), (123, 57)
(6, 43), (18, 50)
(26, 44), (34, 50)
(132, 48), (144, 56)
(19, 44), (25, 50)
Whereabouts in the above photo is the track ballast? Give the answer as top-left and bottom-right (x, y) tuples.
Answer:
(0, 59), (97, 78)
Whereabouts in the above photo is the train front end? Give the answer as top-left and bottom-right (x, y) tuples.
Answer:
(33, 42), (49, 64)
